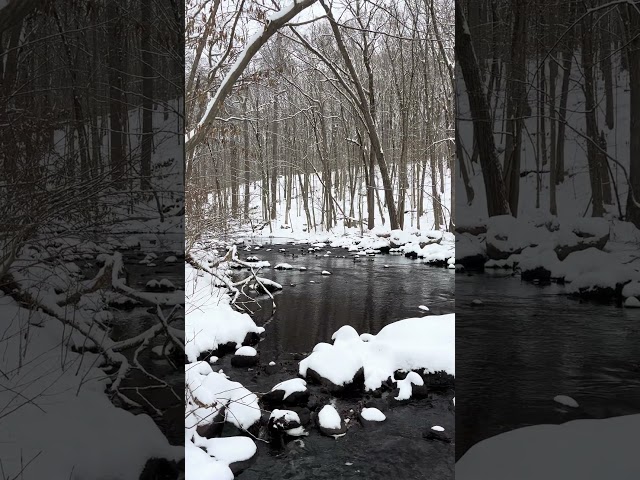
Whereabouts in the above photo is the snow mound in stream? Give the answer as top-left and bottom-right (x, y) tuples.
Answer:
(299, 314), (454, 393)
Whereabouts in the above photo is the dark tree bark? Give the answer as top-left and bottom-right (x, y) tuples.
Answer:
(455, 0), (510, 216)
(107, 2), (127, 188)
(140, 0), (153, 192)
(502, 0), (527, 216)
(625, 3), (640, 227)
(581, 9), (605, 217)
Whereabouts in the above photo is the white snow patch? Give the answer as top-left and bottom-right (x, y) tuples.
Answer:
(185, 264), (264, 363)
(395, 371), (424, 400)
(270, 378), (307, 400)
(235, 346), (257, 357)
(318, 405), (342, 430)
(361, 408), (386, 422)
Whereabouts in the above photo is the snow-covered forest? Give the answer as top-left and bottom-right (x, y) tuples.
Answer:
(186, 0), (454, 245)
(456, 0), (640, 303)
(185, 0), (455, 478)
(455, 0), (640, 474)
(1, 1), (185, 478)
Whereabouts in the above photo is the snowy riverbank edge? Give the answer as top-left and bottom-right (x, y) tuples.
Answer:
(456, 414), (640, 479)
(456, 215), (640, 306)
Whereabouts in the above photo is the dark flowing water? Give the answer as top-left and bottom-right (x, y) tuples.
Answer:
(456, 272), (640, 460)
(225, 242), (455, 480)
(88, 250), (185, 445)
(235, 241), (454, 355)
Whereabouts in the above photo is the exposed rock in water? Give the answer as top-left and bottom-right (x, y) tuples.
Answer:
(231, 353), (259, 368)
(521, 266), (552, 282)
(305, 366), (365, 395)
(423, 428), (451, 443)
(261, 387), (310, 408)
(316, 405), (347, 437)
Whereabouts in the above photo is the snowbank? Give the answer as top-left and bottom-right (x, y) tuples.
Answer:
(185, 263), (264, 362)
(456, 415), (640, 480)
(0, 295), (181, 480)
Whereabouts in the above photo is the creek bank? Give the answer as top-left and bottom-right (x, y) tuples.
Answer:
(456, 216), (640, 306)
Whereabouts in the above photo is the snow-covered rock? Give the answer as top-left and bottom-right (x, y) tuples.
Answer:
(186, 362), (261, 432)
(253, 278), (283, 293)
(317, 405), (346, 438)
(262, 378), (309, 407)
(299, 315), (454, 395)
(274, 263), (294, 270)
(235, 346), (257, 356)
(359, 407), (386, 423)
(268, 409), (307, 437)
(622, 282), (640, 299)
(554, 395), (579, 408)
(395, 371), (425, 401)
(231, 346), (258, 368)
(191, 435), (257, 475)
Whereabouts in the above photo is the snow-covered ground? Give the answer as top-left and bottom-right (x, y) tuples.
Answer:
(456, 414), (640, 479)
(203, 161), (451, 245)
(0, 292), (182, 480)
(1, 99), (185, 477)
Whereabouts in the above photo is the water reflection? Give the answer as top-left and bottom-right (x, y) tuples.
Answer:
(456, 273), (640, 460)
(232, 245), (455, 355)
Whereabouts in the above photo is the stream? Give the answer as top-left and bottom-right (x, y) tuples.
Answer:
(224, 239), (455, 480)
(456, 271), (640, 460)
(83, 249), (185, 446)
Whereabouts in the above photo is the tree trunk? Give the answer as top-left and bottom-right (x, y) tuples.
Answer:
(107, 3), (127, 188)
(502, 0), (527, 216)
(581, 11), (605, 217)
(455, 1), (510, 216)
(140, 0), (153, 192)
(625, 4), (640, 227)
(270, 95), (278, 221)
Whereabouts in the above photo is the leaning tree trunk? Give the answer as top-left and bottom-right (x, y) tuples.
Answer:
(455, 1), (510, 217)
